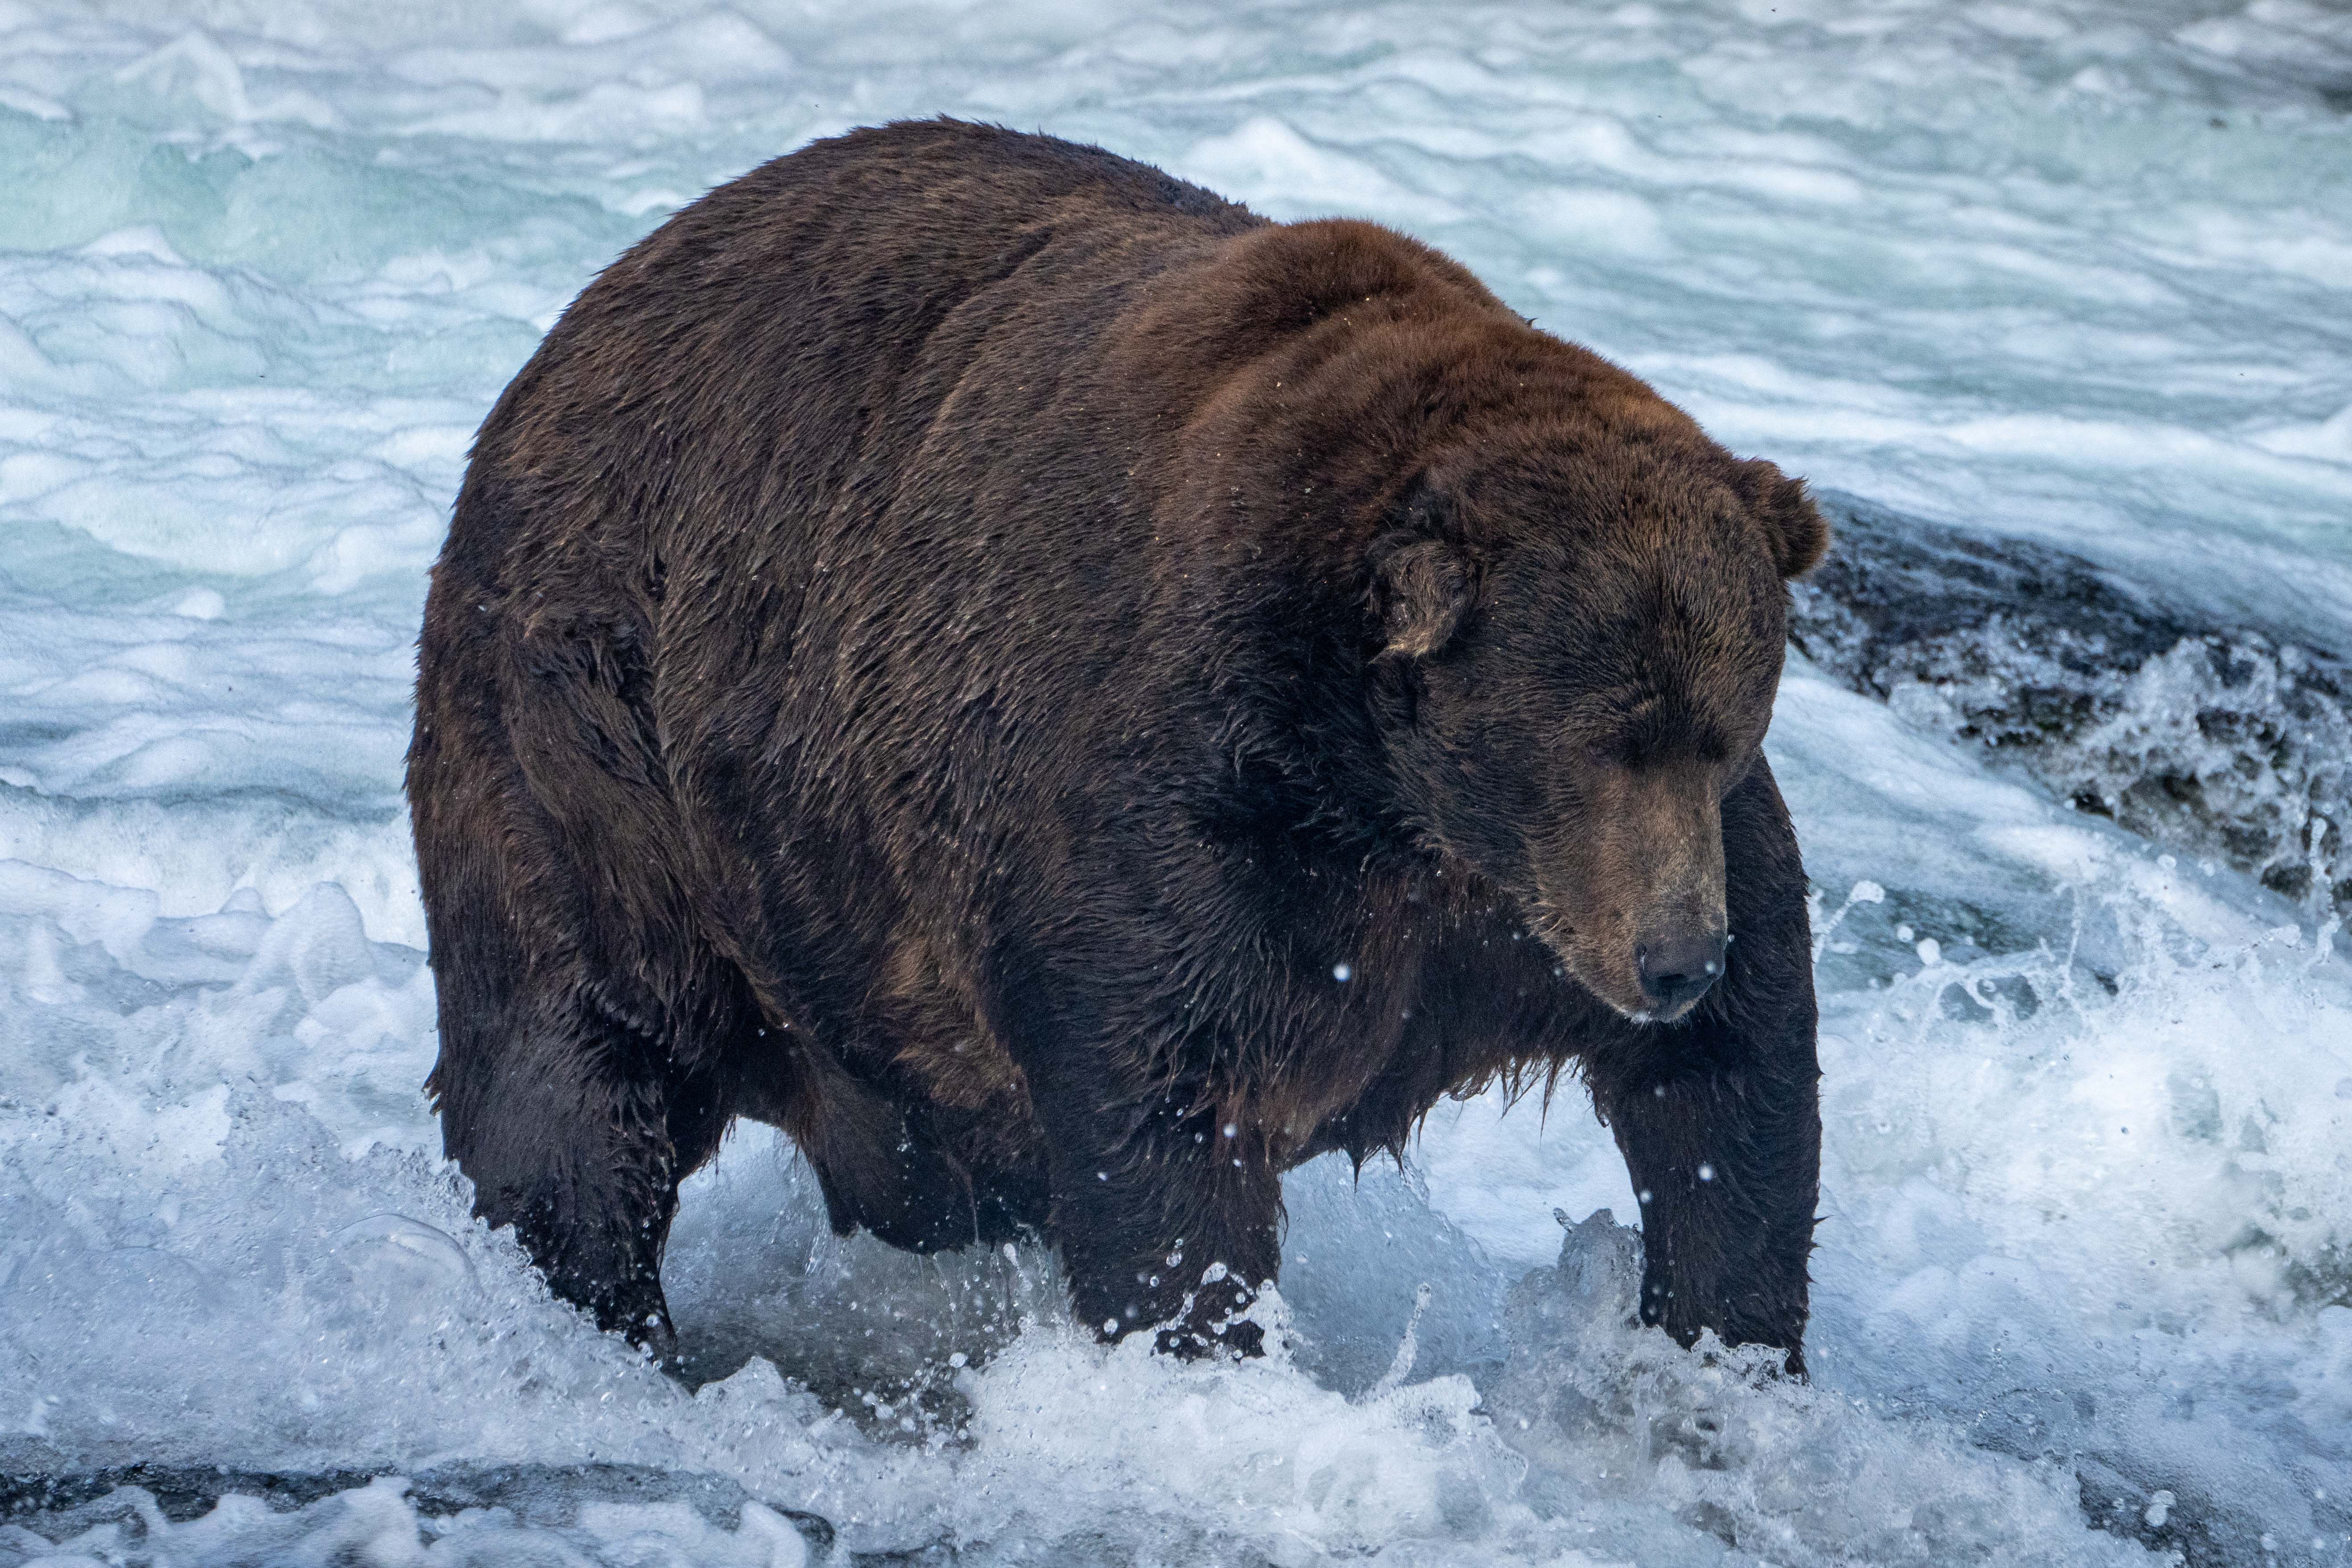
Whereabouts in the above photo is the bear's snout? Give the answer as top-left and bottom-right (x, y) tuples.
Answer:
(1636, 927), (1728, 1015)
(1527, 759), (1730, 1022)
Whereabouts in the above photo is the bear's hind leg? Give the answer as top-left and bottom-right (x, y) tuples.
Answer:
(413, 681), (743, 1348)
(432, 1001), (677, 1341)
(425, 945), (743, 1348)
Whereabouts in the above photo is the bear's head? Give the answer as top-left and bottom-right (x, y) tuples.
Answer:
(1366, 429), (1825, 1023)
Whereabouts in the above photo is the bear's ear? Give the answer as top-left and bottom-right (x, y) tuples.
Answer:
(1369, 473), (1473, 661)
(1730, 458), (1828, 579)
(1374, 538), (1473, 660)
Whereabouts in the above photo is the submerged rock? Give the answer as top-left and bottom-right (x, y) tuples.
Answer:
(1792, 492), (2352, 916)
(0, 1462), (837, 1564)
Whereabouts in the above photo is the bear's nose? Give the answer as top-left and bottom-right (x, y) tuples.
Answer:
(1636, 929), (1728, 1012)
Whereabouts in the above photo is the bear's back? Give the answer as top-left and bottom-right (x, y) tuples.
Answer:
(418, 124), (1281, 982)
(460, 121), (1258, 552)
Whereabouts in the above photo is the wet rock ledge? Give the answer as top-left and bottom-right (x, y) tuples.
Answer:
(1790, 491), (2352, 918)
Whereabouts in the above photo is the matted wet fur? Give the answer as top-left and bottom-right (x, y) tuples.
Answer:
(409, 118), (1827, 1366)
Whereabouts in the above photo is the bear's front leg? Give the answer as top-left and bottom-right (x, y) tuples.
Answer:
(1585, 758), (1821, 1372)
(1026, 1054), (1283, 1357)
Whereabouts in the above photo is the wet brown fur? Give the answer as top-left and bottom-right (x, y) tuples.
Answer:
(410, 120), (1827, 1364)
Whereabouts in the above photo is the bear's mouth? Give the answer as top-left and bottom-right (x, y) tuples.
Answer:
(1524, 903), (1667, 1023)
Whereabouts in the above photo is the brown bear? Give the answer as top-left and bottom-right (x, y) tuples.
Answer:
(408, 118), (1827, 1368)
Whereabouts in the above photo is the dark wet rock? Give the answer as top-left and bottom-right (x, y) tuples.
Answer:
(2070, 1452), (2335, 1568)
(0, 1460), (1338, 1566)
(1, 1463), (382, 1524)
(1792, 491), (2352, 916)
(0, 1461), (836, 1557)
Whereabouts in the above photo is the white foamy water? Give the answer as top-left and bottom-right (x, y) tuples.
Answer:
(1, 2), (2348, 1564)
